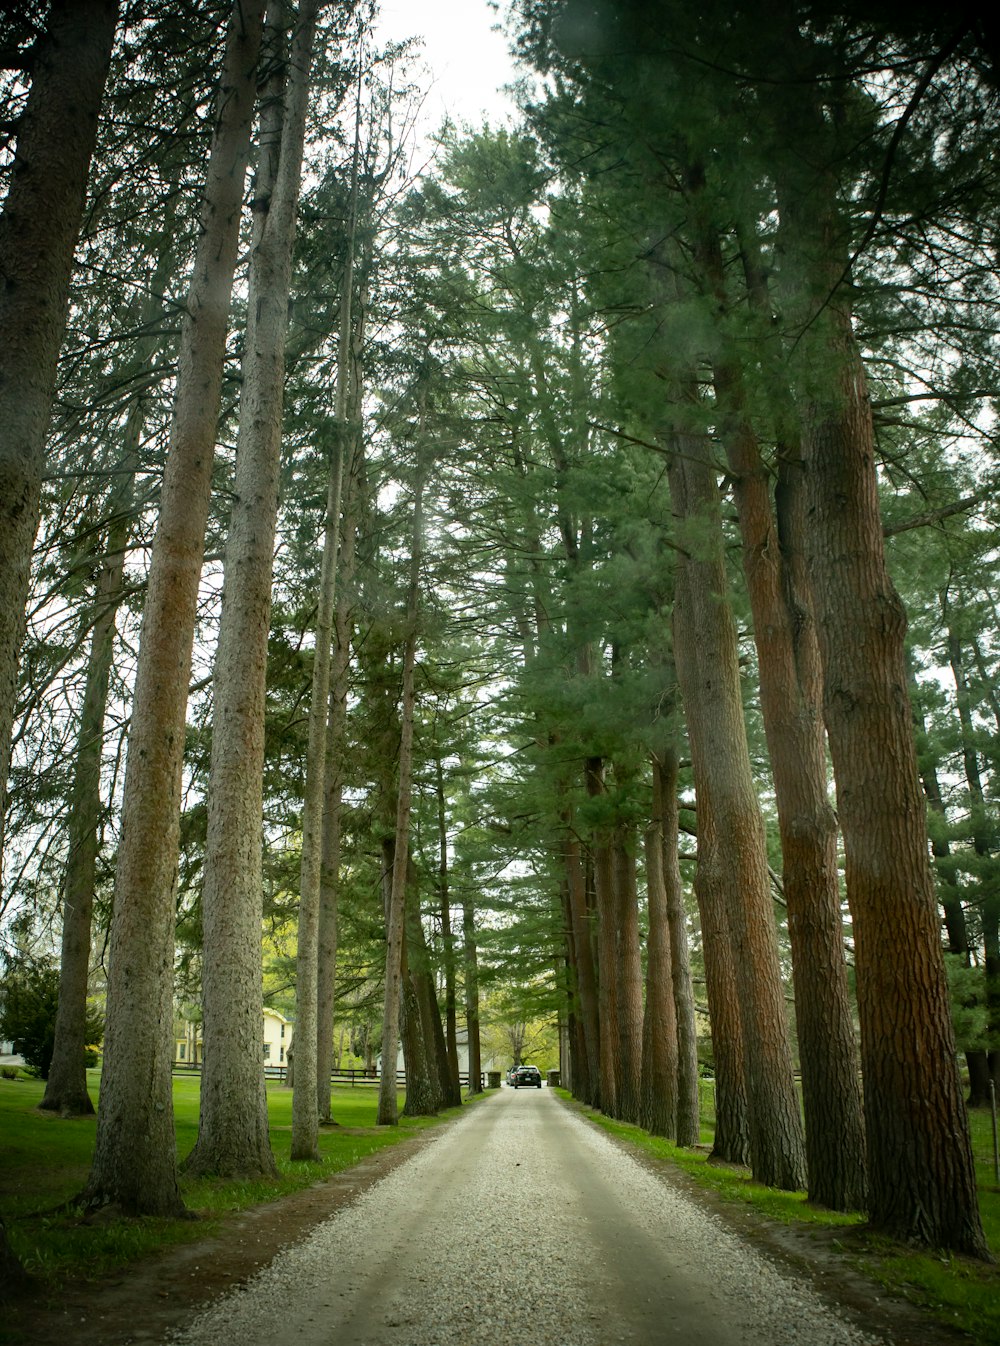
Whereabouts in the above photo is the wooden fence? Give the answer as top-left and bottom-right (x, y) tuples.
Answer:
(171, 1061), (485, 1090)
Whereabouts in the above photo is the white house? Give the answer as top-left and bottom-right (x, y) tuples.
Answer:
(389, 1028), (503, 1081)
(262, 1007), (292, 1066)
(173, 1008), (293, 1068)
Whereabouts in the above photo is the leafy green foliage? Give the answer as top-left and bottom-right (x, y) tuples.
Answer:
(0, 959), (103, 1080)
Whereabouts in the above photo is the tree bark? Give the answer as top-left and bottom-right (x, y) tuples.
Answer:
(85, 0), (265, 1215)
(186, 0), (317, 1179)
(0, 0), (117, 854)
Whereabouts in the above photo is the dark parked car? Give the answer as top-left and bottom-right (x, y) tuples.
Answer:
(512, 1064), (542, 1089)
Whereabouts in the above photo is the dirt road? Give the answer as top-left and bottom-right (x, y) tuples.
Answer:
(166, 1087), (885, 1346)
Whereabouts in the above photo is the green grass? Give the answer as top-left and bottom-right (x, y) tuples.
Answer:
(0, 1069), (466, 1293)
(560, 1087), (1000, 1346)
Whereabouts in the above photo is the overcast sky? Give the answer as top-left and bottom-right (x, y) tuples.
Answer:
(373, 0), (521, 134)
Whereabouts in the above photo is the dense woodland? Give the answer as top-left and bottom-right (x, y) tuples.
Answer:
(2, 0), (1000, 1263)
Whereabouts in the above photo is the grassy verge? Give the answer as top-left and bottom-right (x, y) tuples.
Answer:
(560, 1086), (1000, 1346)
(0, 1069), (469, 1292)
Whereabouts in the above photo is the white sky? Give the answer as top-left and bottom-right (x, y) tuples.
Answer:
(374, 0), (520, 133)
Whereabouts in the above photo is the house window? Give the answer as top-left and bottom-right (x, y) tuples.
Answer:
(178, 1042), (186, 1061)
(280, 1023), (285, 1039)
(280, 1046), (285, 1062)
(263, 1043), (271, 1060)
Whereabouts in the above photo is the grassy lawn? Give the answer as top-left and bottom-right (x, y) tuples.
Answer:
(564, 1085), (1000, 1346)
(0, 1069), (466, 1291)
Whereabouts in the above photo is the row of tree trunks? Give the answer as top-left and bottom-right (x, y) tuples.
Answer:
(562, 739), (701, 1147)
(85, 0), (267, 1215)
(668, 417), (807, 1191)
(765, 26), (988, 1249)
(682, 174), (866, 1210)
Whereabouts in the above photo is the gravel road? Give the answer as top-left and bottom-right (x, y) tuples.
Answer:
(167, 1088), (886, 1346)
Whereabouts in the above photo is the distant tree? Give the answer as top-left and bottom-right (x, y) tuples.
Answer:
(0, 958), (102, 1080)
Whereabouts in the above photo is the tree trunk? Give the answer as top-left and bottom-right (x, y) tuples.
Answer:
(43, 193), (180, 1120)
(41, 449), (135, 1118)
(586, 756), (619, 1118)
(461, 869), (483, 1096)
(316, 528), (354, 1125)
(186, 0), (317, 1179)
(399, 921), (437, 1118)
(804, 342), (987, 1252)
(435, 755), (463, 1105)
(291, 68), (362, 1160)
(612, 818), (644, 1125)
(376, 474), (423, 1126)
(564, 828), (600, 1107)
(669, 427), (806, 1190)
(316, 439), (363, 1125)
(405, 878), (449, 1113)
(0, 0), (117, 853)
(641, 789), (678, 1138)
(655, 746), (702, 1146)
(85, 0), (265, 1215)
